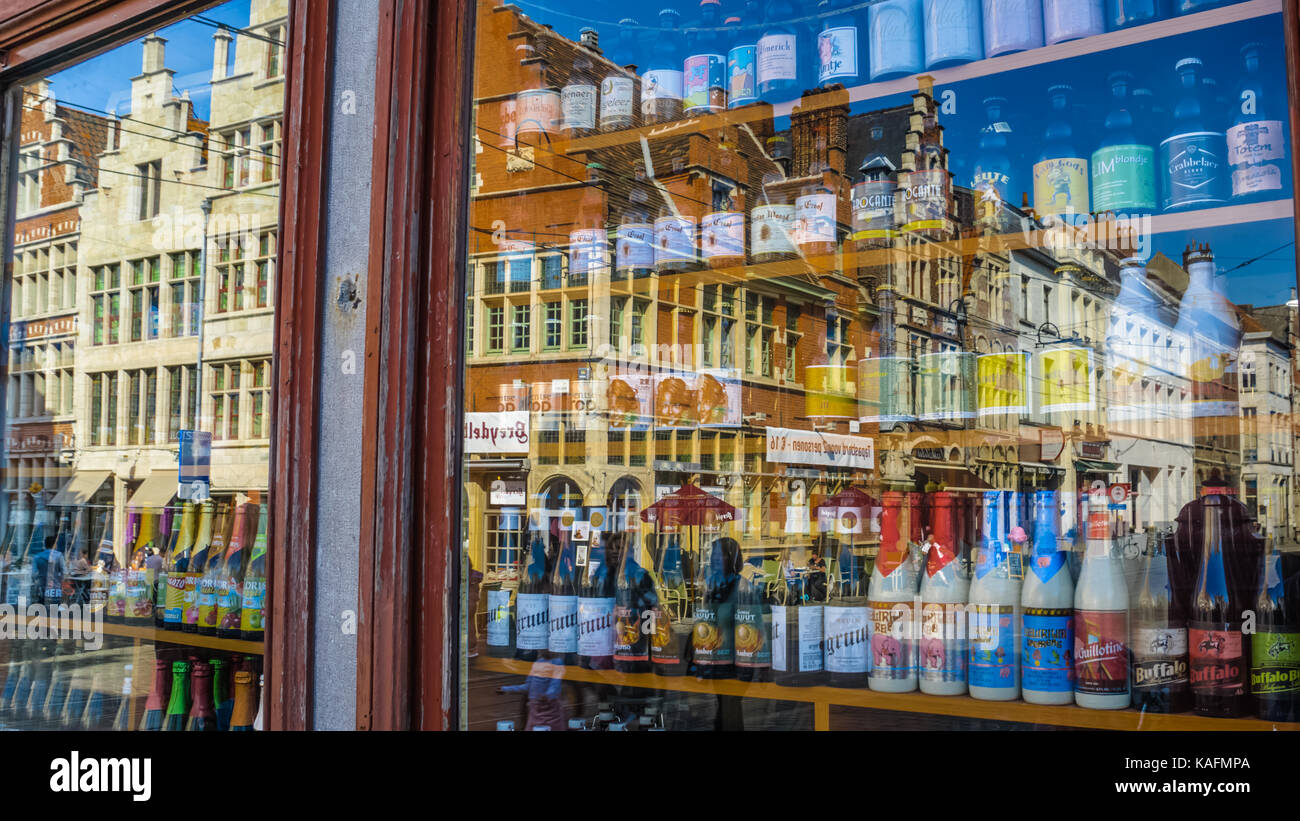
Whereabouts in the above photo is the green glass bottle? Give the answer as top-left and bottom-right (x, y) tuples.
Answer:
(212, 658), (233, 731)
(161, 660), (191, 731)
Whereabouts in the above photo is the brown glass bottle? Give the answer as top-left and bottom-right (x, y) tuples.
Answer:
(229, 670), (257, 731)
(185, 661), (218, 731)
(1189, 492), (1248, 717)
(1131, 531), (1191, 712)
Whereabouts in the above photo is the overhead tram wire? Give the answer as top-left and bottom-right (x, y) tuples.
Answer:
(189, 15), (285, 47)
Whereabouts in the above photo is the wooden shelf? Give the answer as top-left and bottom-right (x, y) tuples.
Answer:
(21, 615), (264, 655)
(475, 656), (1297, 731)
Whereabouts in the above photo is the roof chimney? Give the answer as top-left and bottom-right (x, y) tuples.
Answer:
(142, 34), (167, 74)
(212, 28), (234, 82)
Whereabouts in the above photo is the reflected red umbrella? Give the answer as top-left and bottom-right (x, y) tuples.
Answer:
(639, 484), (737, 530)
(814, 486), (876, 535)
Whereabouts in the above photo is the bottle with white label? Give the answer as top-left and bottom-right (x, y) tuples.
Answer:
(869, 0), (923, 81)
(578, 521), (617, 670)
(601, 20), (641, 133)
(616, 163), (655, 281)
(751, 171), (798, 265)
(486, 508), (521, 658)
(795, 168), (838, 260)
(1228, 42), (1287, 201)
(685, 0), (728, 113)
(757, 0), (799, 102)
(980, 0), (1043, 58)
(1161, 57), (1226, 211)
(548, 517), (580, 665)
(817, 0), (861, 87)
(1042, 0), (1104, 46)
(826, 540), (871, 688)
(923, 0), (982, 70)
(514, 511), (552, 662)
(1073, 508), (1131, 709)
(654, 204), (697, 273)
(1021, 490), (1074, 705)
(514, 42), (561, 142)
(867, 491), (919, 693)
(968, 490), (1021, 701)
(569, 163), (608, 286)
(919, 492), (968, 696)
(702, 185), (746, 270)
(726, 7), (760, 108)
(643, 9), (685, 125)
(562, 42), (599, 140)
(772, 545), (825, 686)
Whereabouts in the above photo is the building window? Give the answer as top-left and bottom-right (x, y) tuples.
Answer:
(259, 120), (281, 183)
(266, 26), (285, 78)
(127, 257), (162, 341)
(220, 127), (254, 189)
(18, 149), (42, 214)
(89, 371), (119, 446)
(250, 360), (271, 439)
(215, 238), (243, 313)
(569, 299), (588, 348)
(210, 361), (243, 441)
(137, 160), (162, 220)
(168, 250), (202, 337)
(486, 305), (504, 353)
(91, 263), (122, 345)
(125, 368), (158, 445)
(510, 303), (531, 352)
(543, 301), (562, 350)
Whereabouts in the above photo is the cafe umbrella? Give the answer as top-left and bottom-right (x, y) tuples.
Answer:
(639, 484), (738, 619)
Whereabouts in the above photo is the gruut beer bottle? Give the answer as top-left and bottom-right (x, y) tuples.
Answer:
(197, 504), (232, 636)
(240, 505), (269, 642)
(1252, 536), (1299, 722)
(693, 536), (739, 679)
(735, 557), (772, 682)
(163, 502), (196, 630)
(514, 511), (551, 662)
(183, 502), (214, 633)
(1132, 530), (1191, 713)
(577, 514), (616, 670)
(547, 510), (580, 666)
(1190, 490), (1248, 717)
(826, 540), (870, 689)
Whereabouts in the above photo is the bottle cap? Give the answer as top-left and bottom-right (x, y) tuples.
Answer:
(1047, 84), (1072, 96)
(982, 95), (1007, 109)
(700, 0), (721, 6)
(659, 8), (681, 23)
(1107, 70), (1133, 85)
(1175, 56), (1202, 71)
(619, 18), (639, 26)
(724, 16), (741, 24)
(1241, 41), (1263, 58)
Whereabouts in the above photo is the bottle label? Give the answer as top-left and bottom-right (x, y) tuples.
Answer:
(197, 578), (219, 629)
(797, 606), (824, 672)
(701, 211), (745, 259)
(486, 588), (511, 647)
(182, 573), (199, 625)
(920, 601), (966, 683)
(735, 603), (771, 667)
(616, 223), (654, 270)
(649, 605), (689, 666)
(902, 169), (948, 231)
(1028, 548), (1065, 584)
(516, 89), (561, 135)
(1227, 120), (1284, 166)
(547, 594), (578, 653)
(613, 603), (648, 662)
(577, 596), (615, 657)
(240, 578), (266, 632)
(126, 568), (150, 618)
(1188, 624), (1244, 695)
(970, 604), (1017, 688)
(971, 168), (1011, 212)
(868, 599), (915, 679)
(870, 5), (922, 78)
(727, 45), (758, 107)
(825, 604), (870, 673)
(772, 604), (789, 672)
(1160, 132), (1225, 209)
(1022, 607), (1074, 693)
(217, 578), (242, 631)
(1033, 157), (1090, 217)
(1091, 144), (1156, 212)
(641, 70), (683, 110)
(599, 75), (634, 125)
(750, 204), (796, 255)
(794, 192), (837, 247)
(569, 228), (606, 278)
(683, 54), (725, 112)
(1074, 609), (1129, 695)
(561, 84), (597, 131)
(1133, 625), (1190, 689)
(515, 592), (550, 650)
(1251, 629), (1300, 695)
(653, 216), (695, 267)
(757, 33), (797, 86)
(1231, 164), (1283, 196)
(693, 602), (735, 665)
(817, 26), (858, 83)
(851, 181), (896, 238)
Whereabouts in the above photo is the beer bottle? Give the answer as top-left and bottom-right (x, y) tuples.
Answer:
(868, 491), (920, 693)
(734, 557), (772, 682)
(923, 0), (982, 71)
(240, 505), (269, 642)
(868, 0), (923, 82)
(123, 511), (154, 625)
(1074, 508), (1130, 709)
(1190, 491), (1248, 716)
(183, 501), (214, 633)
(970, 96), (1015, 216)
(613, 529), (655, 673)
(211, 658), (233, 731)
(1033, 84), (1090, 223)
(726, 13), (759, 109)
(78, 669), (105, 730)
(969, 491), (1021, 701)
(1161, 57), (1226, 211)
(216, 504), (252, 640)
(758, 0), (799, 99)
(197, 503), (232, 636)
(794, 167), (838, 261)
(1042, 0), (1104, 45)
(826, 539), (870, 689)
(229, 670), (257, 731)
(1252, 536), (1299, 722)
(514, 41), (560, 144)
(751, 170), (798, 266)
(1092, 71), (1157, 214)
(1108, 0), (1164, 28)
(1228, 42), (1287, 201)
(253, 673), (264, 730)
(561, 40), (599, 141)
(43, 512), (68, 609)
(60, 651), (90, 728)
(547, 510), (580, 666)
(1132, 531), (1191, 712)
(41, 640), (72, 723)
(19, 501), (47, 608)
(0, 506), (29, 606)
(163, 502), (196, 630)
(650, 531), (693, 676)
(152, 508), (173, 627)
(600, 20), (639, 133)
(161, 660), (191, 731)
(107, 664), (132, 732)
(684, 0), (727, 114)
(693, 536), (739, 679)
(514, 511), (551, 662)
(921, 491), (969, 696)
(138, 658), (170, 730)
(577, 519), (617, 670)
(654, 202), (697, 275)
(642, 8), (685, 125)
(485, 508), (521, 659)
(771, 545), (824, 687)
(186, 660), (218, 731)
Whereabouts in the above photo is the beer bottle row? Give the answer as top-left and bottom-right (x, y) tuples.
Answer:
(485, 489), (1299, 722)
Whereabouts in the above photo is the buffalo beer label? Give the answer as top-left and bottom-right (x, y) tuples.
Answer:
(734, 603), (771, 668)
(515, 592), (549, 651)
(613, 603), (648, 662)
(1133, 625), (1190, 689)
(920, 602), (966, 683)
(577, 596), (615, 657)
(825, 604), (869, 674)
(1251, 629), (1300, 695)
(486, 589), (512, 648)
(547, 594), (579, 654)
(1022, 607), (1073, 693)
(1189, 624), (1244, 694)
(1074, 610), (1129, 695)
(970, 604), (1016, 687)
(693, 602), (735, 666)
(868, 600), (913, 679)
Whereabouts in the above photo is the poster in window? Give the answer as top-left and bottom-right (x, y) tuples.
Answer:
(1037, 346), (1096, 414)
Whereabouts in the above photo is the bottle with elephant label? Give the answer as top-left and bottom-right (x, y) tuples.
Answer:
(772, 546), (824, 687)
(919, 491), (968, 696)
(1074, 509), (1130, 709)
(1132, 530), (1191, 712)
(1021, 490), (1074, 705)
(825, 541), (871, 689)
(735, 559), (772, 682)
(867, 491), (919, 693)
(969, 490), (1021, 701)
(693, 536), (739, 679)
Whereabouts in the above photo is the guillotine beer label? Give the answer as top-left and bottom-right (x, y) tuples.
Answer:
(613, 603), (648, 662)
(851, 180), (896, 239)
(693, 601), (735, 666)
(970, 604), (1016, 687)
(548, 593), (579, 654)
(920, 602), (966, 683)
(1074, 610), (1129, 695)
(1022, 607), (1073, 692)
(1161, 132), (1224, 209)
(515, 592), (549, 651)
(577, 596), (615, 657)
(1133, 625), (1189, 689)
(750, 204), (796, 255)
(1033, 156), (1089, 217)
(1188, 624), (1244, 694)
(867, 600), (913, 679)
(1227, 119), (1284, 196)
(1251, 629), (1300, 695)
(1091, 144), (1156, 212)
(728, 44), (757, 107)
(486, 589), (512, 648)
(757, 32), (797, 87)
(818, 26), (858, 84)
(825, 604), (869, 674)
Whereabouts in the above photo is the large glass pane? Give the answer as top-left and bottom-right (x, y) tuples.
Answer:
(0, 0), (285, 731)
(461, 0), (1300, 731)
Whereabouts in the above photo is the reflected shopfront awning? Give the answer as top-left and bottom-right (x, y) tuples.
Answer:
(48, 470), (111, 507)
(126, 469), (178, 509)
(913, 460), (992, 492)
(1074, 459), (1121, 474)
